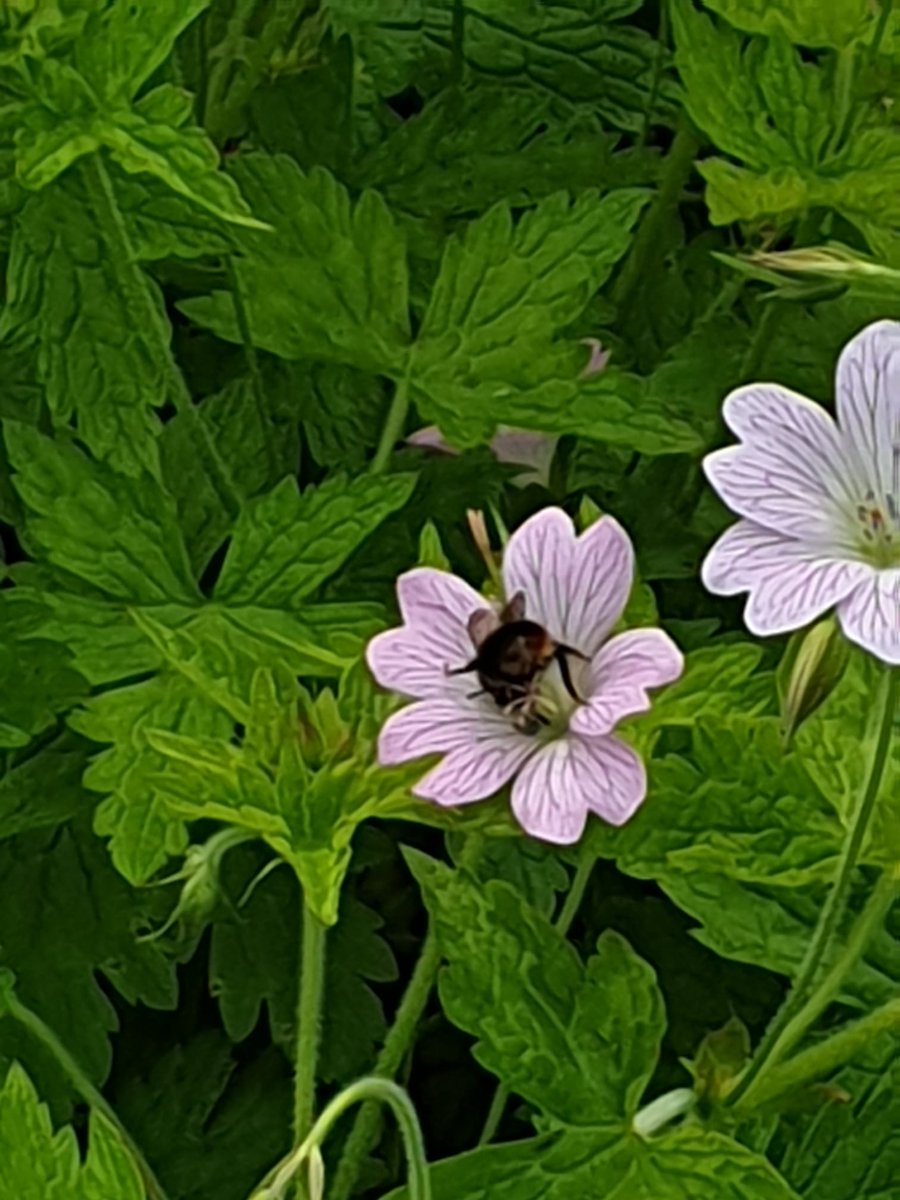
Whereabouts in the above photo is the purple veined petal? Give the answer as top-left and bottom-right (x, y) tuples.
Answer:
(835, 320), (900, 501)
(510, 733), (646, 843)
(837, 568), (900, 666)
(705, 385), (857, 543)
(412, 733), (536, 807)
(503, 508), (634, 657)
(378, 697), (525, 765)
(702, 520), (868, 635)
(569, 628), (684, 738)
(396, 568), (490, 666)
(367, 628), (472, 699)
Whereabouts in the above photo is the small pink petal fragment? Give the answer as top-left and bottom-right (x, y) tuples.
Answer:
(580, 337), (611, 378)
(407, 426), (459, 456)
(838, 570), (900, 665)
(703, 522), (868, 636)
(503, 508), (633, 656)
(511, 734), (646, 843)
(570, 628), (684, 737)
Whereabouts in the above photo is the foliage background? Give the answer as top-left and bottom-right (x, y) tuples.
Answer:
(0, 1), (899, 1198)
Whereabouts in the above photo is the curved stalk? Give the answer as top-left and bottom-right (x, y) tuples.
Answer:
(249, 1077), (429, 1200)
(727, 667), (898, 1108)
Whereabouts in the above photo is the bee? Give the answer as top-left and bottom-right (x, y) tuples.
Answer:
(447, 592), (586, 734)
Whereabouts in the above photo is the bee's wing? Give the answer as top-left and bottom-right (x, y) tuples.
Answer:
(499, 590), (526, 623)
(467, 607), (500, 648)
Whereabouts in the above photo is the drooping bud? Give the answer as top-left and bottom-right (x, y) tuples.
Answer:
(778, 616), (850, 745)
(691, 1017), (751, 1104)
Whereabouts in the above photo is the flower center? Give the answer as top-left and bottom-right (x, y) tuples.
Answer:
(856, 449), (900, 568)
(503, 657), (587, 740)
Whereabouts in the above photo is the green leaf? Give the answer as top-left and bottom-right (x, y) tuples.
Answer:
(99, 86), (270, 229)
(357, 86), (659, 219)
(407, 189), (652, 446)
(0, 1063), (146, 1200)
(214, 472), (417, 607)
(73, 0), (211, 101)
(407, 852), (664, 1128)
(0, 819), (176, 1092)
(672, 4), (900, 233)
(700, 0), (875, 49)
(161, 364), (301, 575)
(112, 1033), (291, 1200)
(5, 423), (198, 604)
(179, 155), (412, 372)
(295, 363), (387, 472)
(594, 718), (844, 888)
(0, 731), (90, 839)
(775, 1035), (900, 1199)
(418, 0), (679, 134)
(72, 673), (233, 884)
(0, 175), (171, 476)
(0, 591), (87, 749)
(387, 1126), (799, 1199)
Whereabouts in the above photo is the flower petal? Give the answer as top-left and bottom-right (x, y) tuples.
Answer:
(377, 698), (526, 764)
(705, 384), (857, 543)
(835, 320), (900, 500)
(702, 521), (868, 635)
(412, 735), (535, 807)
(503, 508), (633, 656)
(838, 569), (900, 665)
(397, 567), (490, 660)
(511, 734), (646, 843)
(366, 628), (465, 699)
(569, 629), (684, 737)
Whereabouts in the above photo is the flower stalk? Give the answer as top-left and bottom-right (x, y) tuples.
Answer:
(726, 666), (898, 1109)
(249, 1077), (430, 1200)
(294, 898), (328, 1160)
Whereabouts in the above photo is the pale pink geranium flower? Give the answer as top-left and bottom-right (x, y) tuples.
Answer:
(702, 320), (900, 664)
(366, 508), (683, 844)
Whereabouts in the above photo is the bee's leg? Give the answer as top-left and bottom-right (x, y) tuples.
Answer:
(555, 646), (585, 704)
(445, 658), (479, 676)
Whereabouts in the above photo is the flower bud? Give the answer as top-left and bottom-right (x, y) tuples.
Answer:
(778, 616), (850, 745)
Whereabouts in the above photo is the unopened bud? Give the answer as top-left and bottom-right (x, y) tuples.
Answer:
(692, 1017), (750, 1103)
(466, 508), (504, 595)
(778, 616), (849, 745)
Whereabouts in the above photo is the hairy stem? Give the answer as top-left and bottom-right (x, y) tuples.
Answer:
(734, 997), (900, 1112)
(369, 377), (410, 475)
(250, 1077), (429, 1200)
(82, 153), (242, 516)
(5, 993), (170, 1200)
(478, 847), (596, 1144)
(294, 898), (328, 1178)
(727, 667), (898, 1109)
(329, 931), (442, 1200)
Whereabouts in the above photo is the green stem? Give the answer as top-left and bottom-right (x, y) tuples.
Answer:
(870, 0), (894, 59)
(638, 0), (669, 147)
(249, 1077), (430, 1200)
(329, 931), (442, 1200)
(734, 997), (900, 1112)
(294, 900), (328, 1154)
(81, 153), (242, 515)
(478, 848), (596, 1145)
(369, 377), (410, 475)
(772, 865), (900, 1052)
(612, 118), (699, 318)
(829, 45), (856, 156)
(5, 993), (170, 1200)
(726, 667), (899, 1109)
